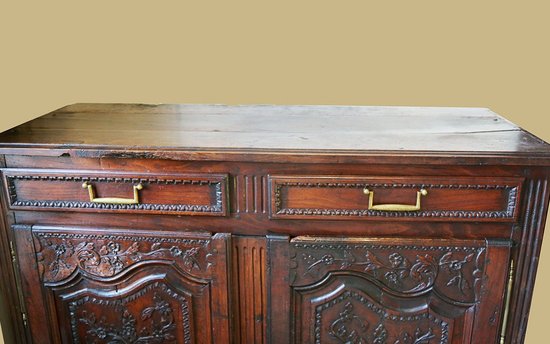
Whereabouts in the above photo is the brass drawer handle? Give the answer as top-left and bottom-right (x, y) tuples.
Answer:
(363, 188), (428, 212)
(82, 182), (143, 205)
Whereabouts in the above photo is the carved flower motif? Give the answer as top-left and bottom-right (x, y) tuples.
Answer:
(79, 294), (176, 343)
(108, 241), (121, 253)
(169, 246), (183, 257)
(54, 244), (66, 256)
(95, 327), (107, 339)
(388, 253), (404, 268)
(385, 271), (400, 286)
(321, 254), (335, 265)
(449, 261), (464, 271)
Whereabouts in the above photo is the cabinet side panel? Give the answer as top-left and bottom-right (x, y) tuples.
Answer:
(12, 225), (51, 343)
(0, 154), (29, 343)
(510, 177), (550, 343)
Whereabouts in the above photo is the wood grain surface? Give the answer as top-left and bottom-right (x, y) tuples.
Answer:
(0, 104), (549, 166)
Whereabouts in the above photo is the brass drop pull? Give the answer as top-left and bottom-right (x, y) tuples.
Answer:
(82, 182), (143, 205)
(363, 188), (428, 212)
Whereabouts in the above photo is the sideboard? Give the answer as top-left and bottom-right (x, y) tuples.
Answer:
(0, 103), (548, 343)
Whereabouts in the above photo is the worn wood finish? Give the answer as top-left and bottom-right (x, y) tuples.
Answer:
(1, 104), (550, 166)
(0, 103), (549, 344)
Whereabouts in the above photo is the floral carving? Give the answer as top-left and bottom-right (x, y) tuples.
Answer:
(394, 328), (436, 344)
(69, 282), (191, 344)
(301, 250), (438, 294)
(328, 302), (369, 343)
(35, 232), (211, 283)
(319, 291), (446, 344)
(292, 242), (485, 303)
(78, 293), (176, 343)
(438, 252), (475, 294)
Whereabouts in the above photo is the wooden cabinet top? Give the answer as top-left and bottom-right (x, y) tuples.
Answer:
(1, 103), (549, 165)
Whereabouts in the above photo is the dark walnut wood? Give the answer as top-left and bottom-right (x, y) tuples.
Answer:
(0, 103), (549, 344)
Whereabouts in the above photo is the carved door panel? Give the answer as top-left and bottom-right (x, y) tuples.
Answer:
(283, 237), (511, 344)
(13, 225), (230, 344)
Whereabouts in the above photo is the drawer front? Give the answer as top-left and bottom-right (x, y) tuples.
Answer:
(269, 175), (523, 221)
(2, 169), (228, 216)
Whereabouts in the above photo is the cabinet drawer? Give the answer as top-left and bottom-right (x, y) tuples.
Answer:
(269, 175), (523, 221)
(2, 169), (228, 216)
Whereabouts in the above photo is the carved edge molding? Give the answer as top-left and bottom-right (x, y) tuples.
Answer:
(5, 174), (225, 214)
(273, 182), (519, 219)
(33, 231), (211, 245)
(68, 281), (191, 344)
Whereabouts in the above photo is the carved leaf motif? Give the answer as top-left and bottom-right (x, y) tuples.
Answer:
(340, 250), (357, 269)
(395, 332), (413, 344)
(141, 307), (155, 320)
(407, 255), (438, 292)
(439, 252), (475, 294)
(181, 247), (201, 270)
(364, 251), (385, 273)
(413, 328), (436, 344)
(439, 252), (451, 264)
(393, 328), (436, 344)
(373, 323), (388, 344)
(126, 242), (140, 255)
(74, 242), (89, 252)
(328, 302), (369, 344)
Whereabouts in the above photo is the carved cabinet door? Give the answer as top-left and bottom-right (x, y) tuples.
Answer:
(269, 236), (511, 344)
(13, 225), (231, 344)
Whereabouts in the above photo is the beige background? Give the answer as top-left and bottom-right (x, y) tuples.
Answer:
(0, 1), (549, 342)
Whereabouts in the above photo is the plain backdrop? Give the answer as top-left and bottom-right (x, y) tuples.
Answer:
(0, 1), (549, 343)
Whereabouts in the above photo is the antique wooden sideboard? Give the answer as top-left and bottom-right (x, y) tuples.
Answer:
(0, 103), (548, 344)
